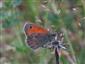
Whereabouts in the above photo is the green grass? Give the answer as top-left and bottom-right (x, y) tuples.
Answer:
(0, 0), (85, 64)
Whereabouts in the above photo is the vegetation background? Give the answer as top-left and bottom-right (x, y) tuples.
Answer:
(0, 0), (85, 64)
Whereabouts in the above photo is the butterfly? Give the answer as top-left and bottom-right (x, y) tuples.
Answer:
(24, 22), (65, 50)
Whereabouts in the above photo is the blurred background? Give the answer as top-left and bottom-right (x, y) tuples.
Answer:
(0, 0), (85, 64)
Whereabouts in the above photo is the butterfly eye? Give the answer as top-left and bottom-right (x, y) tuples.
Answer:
(29, 25), (32, 29)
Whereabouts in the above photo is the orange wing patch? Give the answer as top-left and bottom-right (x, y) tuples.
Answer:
(24, 23), (48, 36)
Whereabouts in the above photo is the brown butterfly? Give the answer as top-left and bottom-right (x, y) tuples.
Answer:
(24, 22), (65, 50)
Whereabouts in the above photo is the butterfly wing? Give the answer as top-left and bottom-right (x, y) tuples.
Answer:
(26, 36), (41, 49)
(24, 23), (51, 49)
